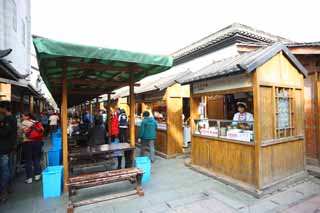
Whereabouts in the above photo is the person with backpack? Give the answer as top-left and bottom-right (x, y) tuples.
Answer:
(118, 109), (128, 143)
(20, 112), (44, 184)
(138, 111), (157, 163)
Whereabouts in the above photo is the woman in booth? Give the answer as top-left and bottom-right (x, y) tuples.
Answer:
(232, 102), (253, 129)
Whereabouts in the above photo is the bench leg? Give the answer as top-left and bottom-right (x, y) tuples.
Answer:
(67, 201), (74, 213)
(135, 173), (144, 196)
(68, 187), (76, 196)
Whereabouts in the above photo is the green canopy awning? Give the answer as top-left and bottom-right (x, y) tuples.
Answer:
(33, 36), (173, 106)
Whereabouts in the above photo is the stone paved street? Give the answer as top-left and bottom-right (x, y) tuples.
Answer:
(1, 151), (320, 213)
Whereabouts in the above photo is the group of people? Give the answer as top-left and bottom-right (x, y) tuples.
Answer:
(73, 108), (158, 164)
(0, 101), (58, 203)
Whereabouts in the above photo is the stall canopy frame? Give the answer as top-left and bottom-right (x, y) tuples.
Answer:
(33, 36), (173, 106)
(33, 36), (173, 191)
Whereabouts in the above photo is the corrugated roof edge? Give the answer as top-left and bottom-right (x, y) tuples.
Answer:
(179, 43), (307, 85)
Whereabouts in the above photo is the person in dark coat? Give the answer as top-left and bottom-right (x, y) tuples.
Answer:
(88, 115), (107, 146)
(0, 101), (17, 202)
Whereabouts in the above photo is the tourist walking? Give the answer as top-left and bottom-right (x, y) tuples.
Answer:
(49, 112), (59, 134)
(110, 111), (119, 142)
(138, 111), (157, 163)
(20, 113), (44, 184)
(0, 101), (17, 203)
(118, 109), (128, 143)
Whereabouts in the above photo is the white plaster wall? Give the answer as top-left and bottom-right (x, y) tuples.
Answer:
(0, 0), (31, 75)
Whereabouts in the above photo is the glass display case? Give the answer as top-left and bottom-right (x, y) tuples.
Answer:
(193, 119), (254, 143)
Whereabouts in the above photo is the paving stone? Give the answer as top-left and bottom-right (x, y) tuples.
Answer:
(166, 193), (207, 209)
(174, 203), (213, 213)
(246, 200), (279, 213)
(136, 203), (172, 213)
(197, 198), (237, 212)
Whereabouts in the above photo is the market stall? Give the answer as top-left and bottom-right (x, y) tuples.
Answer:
(117, 71), (191, 158)
(33, 36), (173, 195)
(180, 43), (307, 196)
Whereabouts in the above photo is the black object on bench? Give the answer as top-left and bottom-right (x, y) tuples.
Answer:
(67, 167), (144, 213)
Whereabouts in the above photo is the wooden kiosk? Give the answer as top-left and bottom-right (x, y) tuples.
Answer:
(113, 71), (191, 158)
(181, 43), (308, 196)
(134, 80), (190, 158)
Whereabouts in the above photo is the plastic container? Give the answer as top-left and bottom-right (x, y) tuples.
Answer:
(48, 148), (62, 166)
(52, 132), (62, 138)
(135, 157), (151, 183)
(52, 137), (62, 149)
(42, 165), (64, 198)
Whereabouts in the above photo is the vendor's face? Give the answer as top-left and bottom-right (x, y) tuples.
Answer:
(238, 106), (245, 113)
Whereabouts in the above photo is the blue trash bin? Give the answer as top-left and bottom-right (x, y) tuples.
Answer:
(135, 157), (151, 183)
(42, 165), (64, 198)
(52, 137), (62, 149)
(48, 148), (62, 166)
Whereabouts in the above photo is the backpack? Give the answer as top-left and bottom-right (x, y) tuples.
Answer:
(119, 113), (128, 127)
(25, 121), (44, 141)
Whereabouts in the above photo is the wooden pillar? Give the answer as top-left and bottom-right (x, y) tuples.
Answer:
(61, 77), (69, 192)
(129, 72), (135, 146)
(96, 97), (100, 112)
(20, 93), (24, 112)
(107, 94), (111, 141)
(29, 95), (34, 113)
(252, 71), (262, 189)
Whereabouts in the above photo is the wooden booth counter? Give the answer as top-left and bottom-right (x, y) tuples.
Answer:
(114, 71), (192, 159)
(133, 82), (190, 158)
(181, 43), (308, 197)
(135, 120), (170, 158)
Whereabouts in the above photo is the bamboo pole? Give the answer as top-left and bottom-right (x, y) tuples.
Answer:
(129, 72), (135, 146)
(61, 76), (69, 192)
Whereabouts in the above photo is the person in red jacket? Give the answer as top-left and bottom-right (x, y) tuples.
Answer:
(110, 112), (119, 142)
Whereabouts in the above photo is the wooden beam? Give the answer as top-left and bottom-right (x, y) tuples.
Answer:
(129, 72), (135, 147)
(49, 79), (140, 87)
(61, 72), (69, 192)
(66, 61), (140, 73)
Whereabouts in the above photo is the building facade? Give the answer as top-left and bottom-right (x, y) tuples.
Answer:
(0, 0), (31, 75)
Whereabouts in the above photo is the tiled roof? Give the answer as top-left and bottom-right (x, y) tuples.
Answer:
(286, 41), (320, 47)
(0, 49), (28, 80)
(171, 23), (292, 61)
(111, 69), (191, 98)
(179, 43), (307, 84)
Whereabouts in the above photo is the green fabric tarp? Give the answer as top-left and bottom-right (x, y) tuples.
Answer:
(33, 36), (173, 106)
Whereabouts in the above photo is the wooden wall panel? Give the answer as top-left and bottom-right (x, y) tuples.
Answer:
(259, 86), (273, 140)
(166, 97), (183, 155)
(258, 52), (302, 88)
(260, 140), (304, 186)
(192, 136), (255, 185)
(207, 95), (224, 119)
(295, 89), (304, 136)
(304, 73), (319, 161)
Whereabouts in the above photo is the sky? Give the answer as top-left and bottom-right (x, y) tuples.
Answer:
(31, 0), (320, 56)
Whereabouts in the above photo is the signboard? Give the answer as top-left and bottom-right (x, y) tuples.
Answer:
(226, 131), (251, 142)
(200, 128), (219, 137)
(193, 74), (252, 94)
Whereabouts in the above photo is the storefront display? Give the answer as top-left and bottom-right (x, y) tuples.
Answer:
(179, 43), (307, 196)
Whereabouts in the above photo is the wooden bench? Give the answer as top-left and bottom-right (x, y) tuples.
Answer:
(67, 167), (144, 213)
